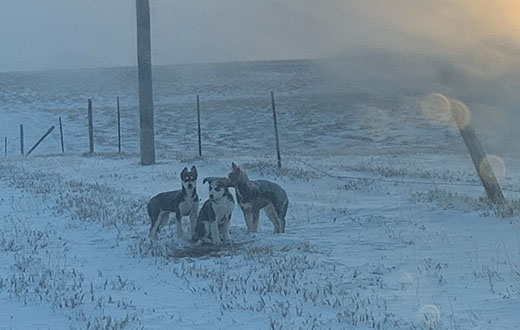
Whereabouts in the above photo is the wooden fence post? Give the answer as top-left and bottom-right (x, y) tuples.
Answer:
(451, 100), (505, 206)
(136, 0), (156, 165)
(4, 137), (7, 157)
(59, 117), (65, 153)
(197, 95), (202, 157)
(26, 126), (55, 156)
(271, 91), (282, 169)
(88, 99), (94, 153)
(117, 96), (121, 153)
(20, 124), (24, 155)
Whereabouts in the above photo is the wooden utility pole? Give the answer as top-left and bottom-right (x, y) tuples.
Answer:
(136, 0), (155, 165)
(451, 100), (505, 205)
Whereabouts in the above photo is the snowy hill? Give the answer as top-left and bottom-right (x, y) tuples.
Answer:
(1, 57), (519, 329)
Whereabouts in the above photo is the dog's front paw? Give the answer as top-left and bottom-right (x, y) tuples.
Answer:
(198, 237), (212, 244)
(221, 233), (231, 243)
(176, 225), (184, 237)
(212, 238), (222, 245)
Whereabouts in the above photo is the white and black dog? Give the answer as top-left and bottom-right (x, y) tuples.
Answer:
(147, 166), (199, 240)
(192, 177), (234, 245)
(228, 162), (288, 233)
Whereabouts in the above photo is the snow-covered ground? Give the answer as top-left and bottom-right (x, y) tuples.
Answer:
(1, 59), (520, 329)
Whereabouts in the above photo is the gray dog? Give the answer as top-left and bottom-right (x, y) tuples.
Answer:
(228, 162), (288, 233)
(147, 166), (199, 239)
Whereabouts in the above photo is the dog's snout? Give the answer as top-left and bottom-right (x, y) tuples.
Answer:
(210, 194), (214, 199)
(188, 183), (193, 189)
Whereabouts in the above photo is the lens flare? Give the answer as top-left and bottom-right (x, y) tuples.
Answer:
(417, 304), (441, 327)
(479, 154), (507, 183)
(421, 93), (472, 129)
(421, 93), (452, 123)
(449, 98), (471, 129)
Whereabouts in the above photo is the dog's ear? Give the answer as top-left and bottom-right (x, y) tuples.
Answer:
(180, 167), (188, 178)
(202, 177), (209, 184)
(231, 162), (239, 172)
(191, 165), (197, 173)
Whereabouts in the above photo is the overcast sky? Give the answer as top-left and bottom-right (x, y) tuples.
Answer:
(1, 0), (520, 72)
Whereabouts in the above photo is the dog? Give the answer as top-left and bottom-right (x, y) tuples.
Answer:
(192, 177), (235, 245)
(147, 166), (199, 240)
(228, 162), (288, 233)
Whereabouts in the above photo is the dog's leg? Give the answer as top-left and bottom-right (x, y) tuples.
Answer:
(241, 206), (253, 232)
(278, 216), (286, 233)
(150, 211), (167, 239)
(149, 216), (159, 239)
(251, 208), (261, 232)
(202, 222), (212, 243)
(279, 199), (288, 233)
(194, 222), (212, 244)
(278, 207), (286, 233)
(221, 216), (231, 241)
(189, 202), (199, 236)
(158, 211), (170, 236)
(264, 203), (281, 233)
(209, 221), (222, 245)
(175, 213), (184, 237)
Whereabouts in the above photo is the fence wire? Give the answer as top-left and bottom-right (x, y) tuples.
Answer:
(285, 155), (520, 194)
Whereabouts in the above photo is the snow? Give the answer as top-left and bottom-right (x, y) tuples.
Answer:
(1, 60), (520, 329)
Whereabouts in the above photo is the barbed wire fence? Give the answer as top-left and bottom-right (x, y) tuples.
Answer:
(3, 91), (520, 203)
